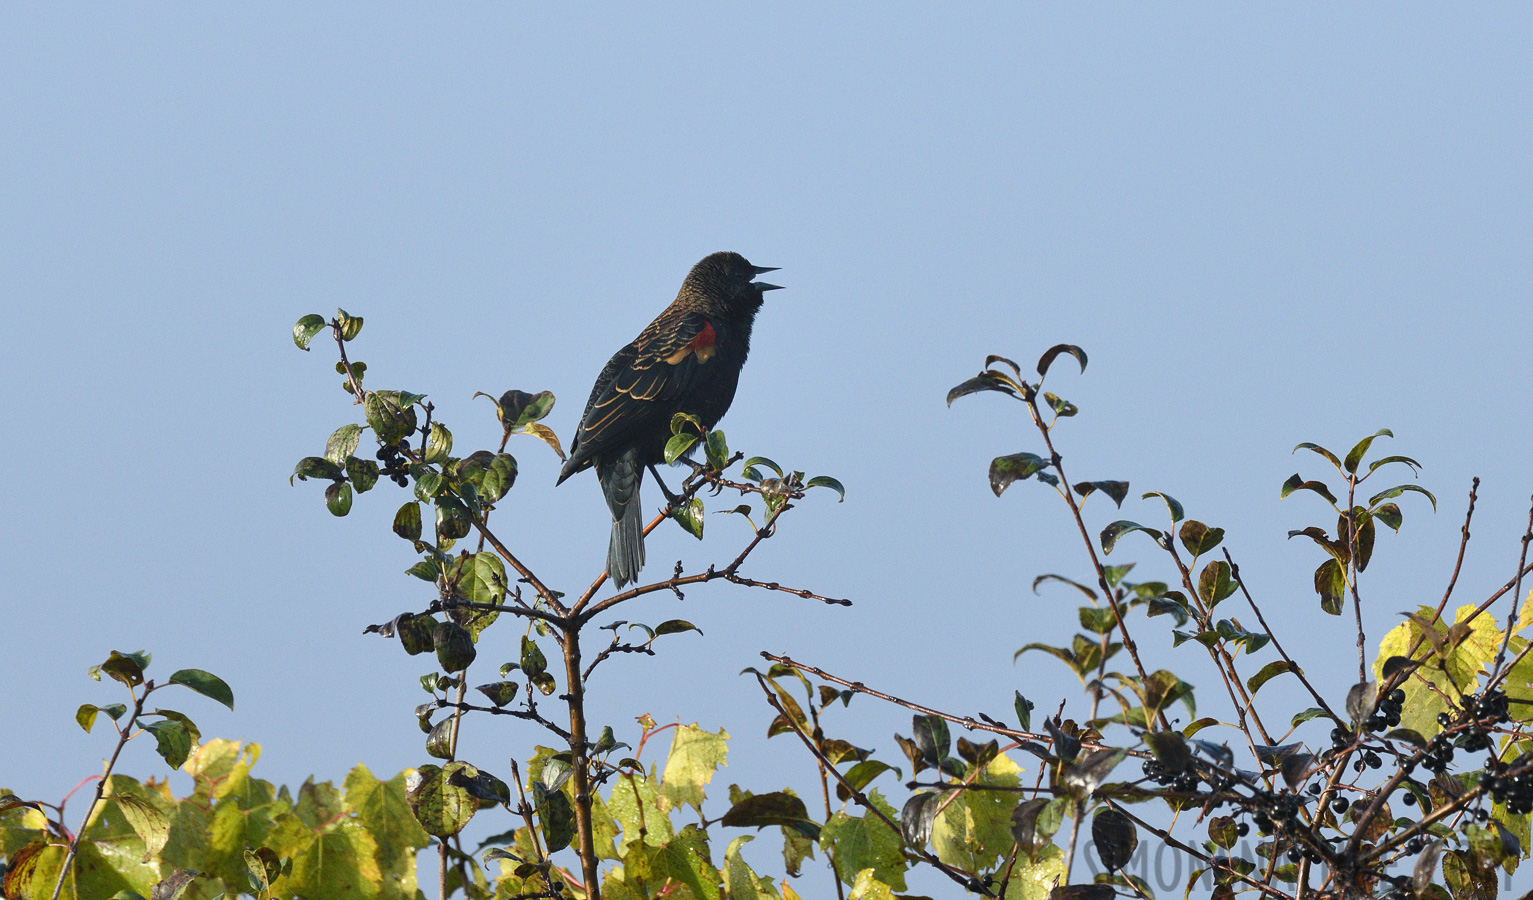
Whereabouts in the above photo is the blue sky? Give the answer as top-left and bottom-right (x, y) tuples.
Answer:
(3, 5), (1532, 894)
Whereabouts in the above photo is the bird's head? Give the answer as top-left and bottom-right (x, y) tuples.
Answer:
(680, 251), (782, 317)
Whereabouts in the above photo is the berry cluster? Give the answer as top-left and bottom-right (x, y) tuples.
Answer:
(1485, 756), (1533, 815)
(1364, 688), (1406, 732)
(1141, 758), (1201, 793)
(376, 439), (414, 487)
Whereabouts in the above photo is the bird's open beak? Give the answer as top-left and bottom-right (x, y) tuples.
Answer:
(751, 265), (782, 291)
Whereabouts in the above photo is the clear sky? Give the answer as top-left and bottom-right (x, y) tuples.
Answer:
(3, 5), (1532, 895)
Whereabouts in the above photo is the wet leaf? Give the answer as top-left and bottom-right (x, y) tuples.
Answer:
(705, 429), (729, 470)
(292, 456), (344, 483)
(293, 314), (327, 350)
(392, 502), (422, 541)
(1091, 807), (1136, 872)
(325, 423), (363, 465)
(989, 452), (1049, 496)
(325, 482), (353, 516)
(1062, 748), (1125, 800)
(900, 793), (939, 848)
(434, 622), (476, 672)
(671, 497), (704, 539)
(424, 423), (452, 465)
(1100, 521), (1162, 555)
(406, 763), (478, 837)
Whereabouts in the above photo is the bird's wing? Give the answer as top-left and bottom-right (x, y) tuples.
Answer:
(566, 311), (718, 467)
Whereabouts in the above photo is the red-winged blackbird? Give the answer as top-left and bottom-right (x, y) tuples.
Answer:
(557, 252), (781, 587)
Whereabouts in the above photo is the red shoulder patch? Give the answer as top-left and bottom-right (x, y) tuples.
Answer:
(687, 320), (717, 351)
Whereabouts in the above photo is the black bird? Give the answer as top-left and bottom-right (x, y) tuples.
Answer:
(557, 252), (781, 587)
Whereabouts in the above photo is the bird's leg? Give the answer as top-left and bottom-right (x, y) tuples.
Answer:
(647, 465), (681, 507)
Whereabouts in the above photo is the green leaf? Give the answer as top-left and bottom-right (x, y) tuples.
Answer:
(433, 622), (476, 673)
(657, 724), (729, 813)
(94, 650), (148, 688)
(741, 456), (783, 478)
(822, 790), (907, 890)
(1036, 343), (1088, 377)
(664, 433), (698, 465)
(1344, 428), (1394, 474)
(291, 456), (344, 483)
(806, 475), (846, 501)
(946, 372), (1022, 406)
(458, 450), (518, 504)
(654, 620), (703, 637)
(1314, 558), (1346, 616)
(406, 559), (440, 582)
(705, 430), (729, 470)
(720, 792), (817, 837)
(413, 467), (443, 500)
(76, 704), (103, 733)
(539, 790), (576, 853)
(168, 669), (235, 710)
(393, 502), (422, 541)
(406, 763), (478, 837)
(336, 308), (364, 341)
(293, 314), (327, 350)
(364, 391), (419, 446)
(144, 720), (194, 768)
(1100, 521), (1162, 555)
(989, 452), (1049, 496)
(344, 764), (431, 868)
(325, 424), (363, 465)
(1280, 474), (1338, 505)
(475, 682), (519, 708)
(520, 636), (547, 678)
(1043, 391), (1078, 417)
(836, 761), (898, 803)
(1198, 560), (1238, 609)
(1179, 520), (1225, 557)
(1014, 692), (1034, 732)
(1368, 483), (1437, 511)
(671, 497), (704, 539)
(494, 390), (556, 428)
(1373, 502), (1404, 531)
(325, 482), (353, 516)
(434, 496), (470, 540)
(424, 423), (453, 465)
(1293, 441), (1343, 472)
(1292, 707), (1328, 727)
(112, 793), (170, 862)
(1142, 491), (1185, 524)
(1073, 480), (1129, 507)
(346, 457), (379, 492)
(931, 755), (1024, 874)
(1247, 661), (1299, 695)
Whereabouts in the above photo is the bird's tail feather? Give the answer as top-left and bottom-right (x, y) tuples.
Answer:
(598, 449), (645, 588)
